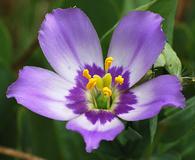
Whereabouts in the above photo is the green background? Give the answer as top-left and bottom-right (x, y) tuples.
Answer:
(0, 0), (195, 159)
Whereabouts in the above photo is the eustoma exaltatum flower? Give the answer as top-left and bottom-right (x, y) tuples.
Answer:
(7, 8), (185, 152)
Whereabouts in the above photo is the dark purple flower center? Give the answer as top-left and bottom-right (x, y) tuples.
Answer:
(66, 61), (137, 114)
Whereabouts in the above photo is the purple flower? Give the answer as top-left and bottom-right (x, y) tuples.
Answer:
(7, 8), (185, 152)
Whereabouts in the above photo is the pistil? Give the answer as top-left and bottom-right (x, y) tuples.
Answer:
(105, 57), (113, 72)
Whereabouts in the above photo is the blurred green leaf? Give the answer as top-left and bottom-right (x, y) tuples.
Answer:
(157, 125), (195, 159)
(17, 107), (32, 151)
(18, 111), (101, 160)
(0, 67), (17, 160)
(122, 0), (155, 14)
(0, 20), (12, 68)
(157, 130), (195, 160)
(54, 121), (99, 160)
(151, 153), (182, 160)
(157, 96), (195, 143)
(179, 131), (195, 160)
(135, 0), (158, 11)
(174, 23), (195, 71)
(118, 126), (142, 146)
(150, 116), (158, 143)
(18, 111), (63, 160)
(95, 141), (124, 160)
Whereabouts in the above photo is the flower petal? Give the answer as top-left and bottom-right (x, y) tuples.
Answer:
(114, 91), (136, 115)
(38, 8), (103, 83)
(118, 75), (185, 121)
(108, 11), (166, 87)
(66, 110), (124, 152)
(7, 66), (79, 121)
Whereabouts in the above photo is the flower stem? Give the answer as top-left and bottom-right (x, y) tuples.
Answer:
(100, 23), (118, 42)
(12, 39), (39, 71)
(0, 146), (45, 160)
(181, 76), (195, 85)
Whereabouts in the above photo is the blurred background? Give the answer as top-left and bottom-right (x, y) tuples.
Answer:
(0, 0), (195, 159)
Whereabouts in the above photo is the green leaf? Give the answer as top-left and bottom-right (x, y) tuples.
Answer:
(158, 130), (195, 160)
(179, 131), (195, 159)
(151, 153), (182, 160)
(18, 111), (100, 160)
(118, 126), (142, 145)
(100, 23), (118, 42)
(0, 67), (17, 160)
(54, 121), (99, 160)
(157, 96), (195, 142)
(18, 111), (63, 160)
(0, 20), (12, 68)
(122, 0), (155, 14)
(150, 116), (158, 143)
(135, 0), (158, 11)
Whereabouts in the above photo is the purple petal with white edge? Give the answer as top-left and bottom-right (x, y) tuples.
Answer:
(66, 110), (124, 152)
(117, 75), (185, 121)
(38, 8), (103, 83)
(108, 11), (166, 87)
(7, 66), (80, 121)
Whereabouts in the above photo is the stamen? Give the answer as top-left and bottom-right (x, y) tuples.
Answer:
(102, 87), (112, 97)
(86, 78), (97, 90)
(105, 57), (113, 71)
(115, 75), (124, 85)
(83, 69), (91, 79)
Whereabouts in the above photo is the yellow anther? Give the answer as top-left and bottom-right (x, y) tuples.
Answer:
(83, 69), (91, 80)
(105, 57), (113, 71)
(115, 75), (124, 85)
(103, 73), (112, 88)
(102, 87), (112, 97)
(86, 78), (97, 90)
